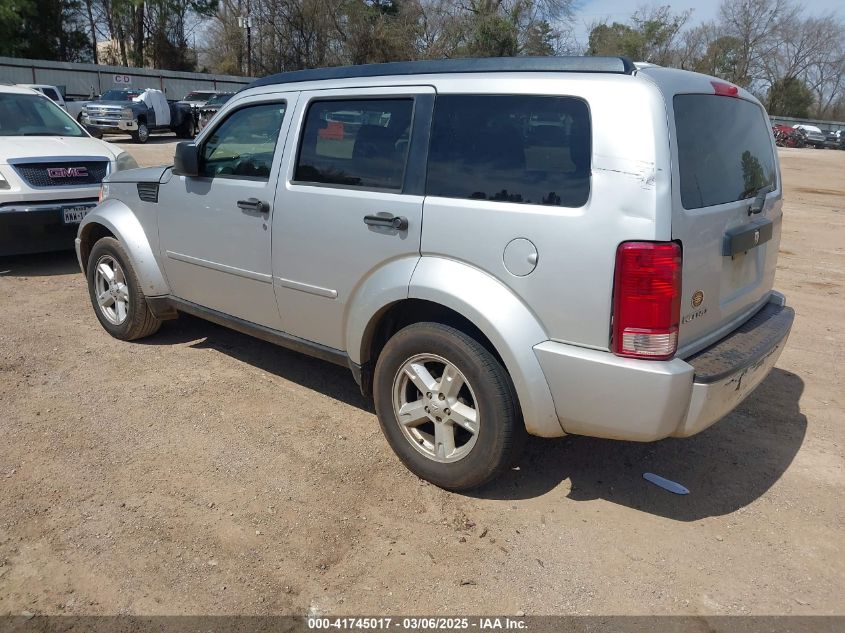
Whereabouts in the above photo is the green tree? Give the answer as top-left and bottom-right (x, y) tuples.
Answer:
(0, 0), (33, 58)
(695, 35), (748, 85)
(344, 0), (418, 65)
(586, 22), (644, 60)
(522, 20), (557, 56)
(767, 76), (814, 117)
(586, 6), (690, 64)
(0, 0), (91, 61)
(464, 9), (519, 57)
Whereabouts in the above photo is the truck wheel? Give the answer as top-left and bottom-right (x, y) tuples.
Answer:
(373, 322), (525, 491)
(132, 122), (149, 144)
(177, 117), (195, 139)
(86, 237), (161, 341)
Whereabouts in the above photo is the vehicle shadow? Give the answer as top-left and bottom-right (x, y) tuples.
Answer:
(141, 315), (371, 411)
(140, 317), (806, 520)
(113, 134), (178, 145)
(477, 368), (807, 521)
(0, 250), (80, 277)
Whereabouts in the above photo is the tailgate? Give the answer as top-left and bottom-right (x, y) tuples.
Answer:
(669, 92), (782, 355)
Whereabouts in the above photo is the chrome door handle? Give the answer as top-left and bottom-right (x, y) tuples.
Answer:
(237, 198), (269, 214)
(363, 214), (408, 231)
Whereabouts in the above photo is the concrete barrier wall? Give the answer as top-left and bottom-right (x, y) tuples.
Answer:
(0, 56), (253, 99)
(770, 115), (845, 133)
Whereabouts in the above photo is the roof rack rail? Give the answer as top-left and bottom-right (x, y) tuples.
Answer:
(247, 56), (635, 90)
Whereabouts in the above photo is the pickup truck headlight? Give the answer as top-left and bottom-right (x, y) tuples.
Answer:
(0, 168), (9, 190)
(121, 107), (133, 120)
(115, 152), (139, 171)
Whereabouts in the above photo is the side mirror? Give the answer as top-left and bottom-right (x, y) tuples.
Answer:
(84, 125), (103, 139)
(173, 141), (200, 177)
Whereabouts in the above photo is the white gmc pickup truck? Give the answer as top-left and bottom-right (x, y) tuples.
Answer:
(1, 84), (137, 255)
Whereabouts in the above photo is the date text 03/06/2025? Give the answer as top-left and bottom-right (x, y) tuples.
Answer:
(306, 617), (527, 630)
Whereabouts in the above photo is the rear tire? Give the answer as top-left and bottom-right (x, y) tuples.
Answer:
(86, 237), (161, 341)
(176, 116), (195, 139)
(373, 322), (525, 491)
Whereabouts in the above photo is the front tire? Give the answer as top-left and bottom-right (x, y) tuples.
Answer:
(373, 322), (525, 491)
(86, 237), (161, 341)
(132, 122), (149, 144)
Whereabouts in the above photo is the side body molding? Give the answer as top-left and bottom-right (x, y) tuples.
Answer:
(408, 257), (564, 437)
(75, 198), (170, 297)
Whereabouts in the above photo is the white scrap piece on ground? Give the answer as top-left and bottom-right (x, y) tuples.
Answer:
(643, 472), (690, 495)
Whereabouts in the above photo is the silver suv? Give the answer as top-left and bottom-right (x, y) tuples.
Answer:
(76, 57), (794, 490)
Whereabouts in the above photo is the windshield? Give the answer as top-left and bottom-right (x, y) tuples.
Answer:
(674, 95), (776, 210)
(206, 94), (233, 106)
(184, 91), (215, 101)
(0, 93), (86, 137)
(100, 89), (142, 101)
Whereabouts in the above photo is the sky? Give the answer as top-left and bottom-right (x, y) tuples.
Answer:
(569, 0), (845, 43)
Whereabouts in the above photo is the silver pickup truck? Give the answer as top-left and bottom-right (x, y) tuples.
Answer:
(76, 57), (793, 490)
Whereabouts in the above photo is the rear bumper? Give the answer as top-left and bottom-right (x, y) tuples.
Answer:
(533, 294), (793, 441)
(0, 199), (97, 256)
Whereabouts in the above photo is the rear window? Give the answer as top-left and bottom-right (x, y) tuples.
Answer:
(674, 95), (776, 210)
(426, 95), (591, 207)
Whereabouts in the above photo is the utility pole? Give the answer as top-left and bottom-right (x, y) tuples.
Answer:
(237, 4), (254, 77)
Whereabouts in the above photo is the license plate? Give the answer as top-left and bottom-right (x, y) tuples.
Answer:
(62, 206), (93, 224)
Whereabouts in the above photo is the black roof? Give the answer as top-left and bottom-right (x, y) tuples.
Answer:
(247, 56), (635, 90)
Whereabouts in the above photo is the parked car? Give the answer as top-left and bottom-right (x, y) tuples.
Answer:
(197, 92), (235, 131)
(179, 90), (223, 130)
(18, 83), (93, 122)
(773, 124), (806, 148)
(823, 129), (844, 149)
(76, 57), (793, 490)
(179, 90), (219, 109)
(0, 84), (137, 256)
(81, 88), (195, 143)
(792, 124), (826, 148)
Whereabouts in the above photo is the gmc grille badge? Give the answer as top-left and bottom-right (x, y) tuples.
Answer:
(47, 167), (89, 178)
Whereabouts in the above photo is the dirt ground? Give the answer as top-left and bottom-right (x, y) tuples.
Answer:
(0, 141), (843, 616)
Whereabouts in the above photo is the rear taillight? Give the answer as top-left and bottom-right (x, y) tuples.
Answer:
(612, 241), (682, 360)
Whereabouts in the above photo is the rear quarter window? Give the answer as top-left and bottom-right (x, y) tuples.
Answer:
(426, 95), (591, 207)
(674, 95), (776, 210)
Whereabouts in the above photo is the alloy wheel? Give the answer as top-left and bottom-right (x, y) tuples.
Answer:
(391, 353), (480, 463)
(93, 254), (130, 325)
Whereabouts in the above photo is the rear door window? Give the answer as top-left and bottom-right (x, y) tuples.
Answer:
(426, 95), (591, 207)
(673, 95), (776, 210)
(294, 99), (414, 190)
